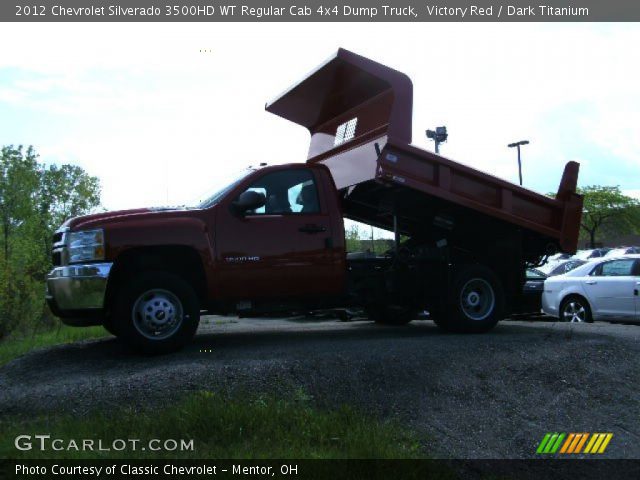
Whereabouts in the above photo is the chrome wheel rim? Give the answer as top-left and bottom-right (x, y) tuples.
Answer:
(132, 289), (183, 340)
(460, 279), (495, 321)
(563, 301), (586, 323)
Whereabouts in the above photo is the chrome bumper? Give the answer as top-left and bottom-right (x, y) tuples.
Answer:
(46, 263), (112, 310)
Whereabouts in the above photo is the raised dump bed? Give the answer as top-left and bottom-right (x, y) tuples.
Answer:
(266, 48), (583, 262)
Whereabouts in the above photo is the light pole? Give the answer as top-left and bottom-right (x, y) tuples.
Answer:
(508, 140), (529, 186)
(426, 126), (448, 154)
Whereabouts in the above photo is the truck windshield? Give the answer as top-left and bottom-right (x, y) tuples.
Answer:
(190, 167), (255, 209)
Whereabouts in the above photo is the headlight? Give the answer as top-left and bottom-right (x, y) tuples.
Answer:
(67, 229), (105, 264)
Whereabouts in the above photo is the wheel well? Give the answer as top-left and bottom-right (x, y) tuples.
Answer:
(559, 293), (591, 313)
(105, 246), (207, 312)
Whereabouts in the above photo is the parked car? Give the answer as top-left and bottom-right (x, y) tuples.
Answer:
(520, 268), (547, 314)
(571, 248), (610, 261)
(520, 261), (586, 315)
(538, 252), (572, 275)
(542, 254), (640, 323)
(540, 259), (587, 276)
(604, 246), (640, 257)
(548, 253), (572, 262)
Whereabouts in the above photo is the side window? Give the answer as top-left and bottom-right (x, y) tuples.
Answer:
(239, 169), (320, 216)
(595, 259), (635, 277)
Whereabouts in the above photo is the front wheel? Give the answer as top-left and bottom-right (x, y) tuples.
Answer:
(434, 265), (505, 333)
(114, 271), (200, 354)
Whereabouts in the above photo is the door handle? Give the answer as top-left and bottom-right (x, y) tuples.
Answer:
(299, 224), (327, 234)
(585, 280), (597, 285)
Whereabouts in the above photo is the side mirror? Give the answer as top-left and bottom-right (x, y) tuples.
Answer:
(232, 190), (266, 215)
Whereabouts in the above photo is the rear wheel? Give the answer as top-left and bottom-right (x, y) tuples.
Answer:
(559, 296), (592, 323)
(434, 265), (504, 333)
(114, 271), (200, 354)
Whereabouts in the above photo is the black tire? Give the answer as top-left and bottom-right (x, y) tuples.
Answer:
(559, 295), (593, 323)
(113, 271), (200, 354)
(367, 304), (415, 325)
(434, 264), (505, 333)
(103, 316), (119, 337)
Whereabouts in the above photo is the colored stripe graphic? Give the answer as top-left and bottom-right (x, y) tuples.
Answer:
(567, 433), (584, 453)
(536, 433), (565, 454)
(550, 433), (566, 453)
(598, 433), (613, 453)
(584, 434), (599, 453)
(537, 433), (613, 454)
(574, 433), (589, 453)
(585, 433), (614, 454)
(544, 433), (559, 453)
(536, 433), (552, 454)
(560, 433), (575, 453)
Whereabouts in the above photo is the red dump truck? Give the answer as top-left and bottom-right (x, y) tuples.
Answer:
(46, 49), (583, 353)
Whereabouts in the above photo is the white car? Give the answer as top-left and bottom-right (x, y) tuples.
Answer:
(571, 248), (609, 261)
(604, 246), (640, 257)
(542, 254), (640, 323)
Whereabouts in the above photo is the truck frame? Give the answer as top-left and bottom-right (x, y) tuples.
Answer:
(46, 49), (583, 352)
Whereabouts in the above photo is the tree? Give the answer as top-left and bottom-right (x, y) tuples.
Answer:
(345, 223), (362, 253)
(0, 146), (39, 263)
(578, 186), (640, 248)
(0, 145), (101, 337)
(38, 164), (101, 257)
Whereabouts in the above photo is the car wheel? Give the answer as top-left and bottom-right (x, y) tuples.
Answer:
(435, 264), (505, 333)
(559, 296), (593, 323)
(114, 271), (200, 354)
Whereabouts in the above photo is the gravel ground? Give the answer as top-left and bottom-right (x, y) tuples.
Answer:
(1, 316), (639, 459)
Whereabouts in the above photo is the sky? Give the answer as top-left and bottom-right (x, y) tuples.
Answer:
(1, 22), (639, 215)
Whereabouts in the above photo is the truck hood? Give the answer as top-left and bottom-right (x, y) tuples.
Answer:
(62, 206), (196, 231)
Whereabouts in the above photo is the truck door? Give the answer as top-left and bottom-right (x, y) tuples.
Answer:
(215, 167), (344, 302)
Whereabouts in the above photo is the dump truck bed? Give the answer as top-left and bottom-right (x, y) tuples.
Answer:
(266, 49), (583, 254)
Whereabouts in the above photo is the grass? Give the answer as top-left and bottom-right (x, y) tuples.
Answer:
(0, 390), (423, 460)
(0, 325), (108, 367)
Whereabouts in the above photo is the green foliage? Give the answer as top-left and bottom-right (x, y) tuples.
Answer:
(345, 223), (362, 252)
(0, 390), (423, 459)
(0, 145), (101, 338)
(0, 325), (107, 367)
(344, 222), (394, 254)
(578, 185), (640, 248)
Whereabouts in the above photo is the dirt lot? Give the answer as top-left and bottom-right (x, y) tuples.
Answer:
(1, 317), (639, 459)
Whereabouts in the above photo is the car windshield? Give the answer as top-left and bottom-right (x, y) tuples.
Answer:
(549, 259), (586, 276)
(188, 168), (256, 209)
(526, 268), (546, 278)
